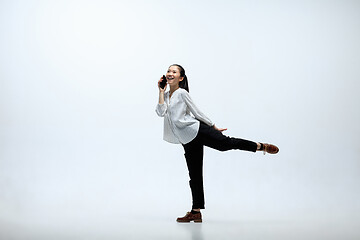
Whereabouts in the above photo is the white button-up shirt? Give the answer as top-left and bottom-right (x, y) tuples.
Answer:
(156, 88), (214, 144)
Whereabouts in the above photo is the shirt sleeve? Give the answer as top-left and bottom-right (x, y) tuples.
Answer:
(155, 103), (167, 117)
(181, 90), (214, 126)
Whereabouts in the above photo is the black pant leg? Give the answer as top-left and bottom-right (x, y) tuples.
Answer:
(197, 122), (258, 152)
(182, 138), (205, 209)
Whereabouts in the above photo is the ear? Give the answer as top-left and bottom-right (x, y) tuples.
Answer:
(179, 77), (184, 82)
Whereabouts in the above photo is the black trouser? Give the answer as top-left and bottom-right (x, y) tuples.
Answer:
(182, 122), (258, 209)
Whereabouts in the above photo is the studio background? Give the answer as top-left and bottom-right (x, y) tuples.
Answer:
(1, 0), (359, 239)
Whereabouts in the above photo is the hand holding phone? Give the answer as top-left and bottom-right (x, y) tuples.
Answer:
(159, 75), (167, 89)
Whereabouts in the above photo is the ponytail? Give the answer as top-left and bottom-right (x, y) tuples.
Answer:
(179, 75), (189, 92)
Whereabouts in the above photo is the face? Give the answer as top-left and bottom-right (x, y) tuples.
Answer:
(166, 66), (184, 87)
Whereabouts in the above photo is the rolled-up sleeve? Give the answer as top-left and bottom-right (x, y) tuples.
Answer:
(181, 91), (214, 126)
(155, 103), (167, 117)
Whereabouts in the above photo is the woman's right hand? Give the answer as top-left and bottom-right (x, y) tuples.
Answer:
(213, 125), (227, 132)
(158, 76), (167, 92)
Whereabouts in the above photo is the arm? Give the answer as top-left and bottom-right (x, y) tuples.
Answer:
(181, 90), (227, 132)
(155, 92), (167, 117)
(181, 90), (214, 126)
(155, 77), (167, 117)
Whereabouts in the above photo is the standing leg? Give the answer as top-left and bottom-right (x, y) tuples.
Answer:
(182, 138), (205, 210)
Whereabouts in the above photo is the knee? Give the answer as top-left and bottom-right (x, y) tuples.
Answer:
(189, 177), (203, 185)
(216, 138), (234, 151)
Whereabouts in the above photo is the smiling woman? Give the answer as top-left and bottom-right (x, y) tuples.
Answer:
(1, 0), (359, 237)
(166, 64), (190, 93)
(155, 64), (279, 223)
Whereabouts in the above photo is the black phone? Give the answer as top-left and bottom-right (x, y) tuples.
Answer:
(159, 75), (167, 89)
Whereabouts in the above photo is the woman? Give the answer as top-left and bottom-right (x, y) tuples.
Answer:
(155, 64), (279, 223)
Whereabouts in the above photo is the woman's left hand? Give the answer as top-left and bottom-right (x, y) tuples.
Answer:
(213, 125), (227, 132)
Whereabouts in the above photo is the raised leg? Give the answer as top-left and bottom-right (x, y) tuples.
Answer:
(197, 122), (258, 152)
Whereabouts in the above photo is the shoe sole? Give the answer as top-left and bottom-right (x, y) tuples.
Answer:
(176, 219), (202, 223)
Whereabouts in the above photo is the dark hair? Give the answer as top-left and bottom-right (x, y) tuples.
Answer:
(170, 64), (189, 92)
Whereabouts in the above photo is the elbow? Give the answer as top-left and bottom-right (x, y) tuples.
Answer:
(156, 104), (167, 117)
(155, 109), (165, 117)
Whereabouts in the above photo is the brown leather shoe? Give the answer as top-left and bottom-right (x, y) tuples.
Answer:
(262, 143), (279, 154)
(176, 211), (202, 223)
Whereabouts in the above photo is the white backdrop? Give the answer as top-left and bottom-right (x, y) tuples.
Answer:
(1, 0), (360, 238)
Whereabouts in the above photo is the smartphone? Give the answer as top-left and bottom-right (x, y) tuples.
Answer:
(159, 75), (167, 89)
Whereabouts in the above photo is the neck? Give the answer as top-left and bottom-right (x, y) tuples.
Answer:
(170, 86), (179, 94)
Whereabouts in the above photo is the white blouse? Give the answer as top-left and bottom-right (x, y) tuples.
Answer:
(155, 88), (214, 144)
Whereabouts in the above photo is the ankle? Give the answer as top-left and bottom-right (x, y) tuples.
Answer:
(191, 209), (200, 214)
(257, 142), (264, 151)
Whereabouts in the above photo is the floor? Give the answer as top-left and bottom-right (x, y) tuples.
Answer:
(1, 215), (359, 240)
